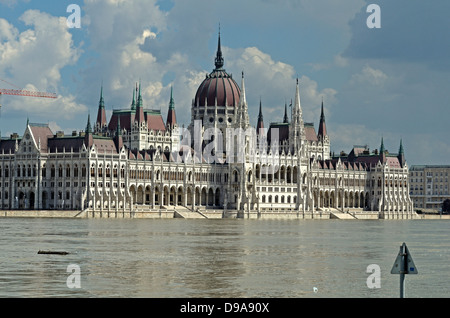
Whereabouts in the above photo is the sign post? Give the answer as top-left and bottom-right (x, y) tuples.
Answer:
(390, 242), (418, 298)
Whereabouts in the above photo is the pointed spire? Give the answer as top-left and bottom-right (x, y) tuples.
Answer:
(85, 113), (94, 148)
(240, 71), (246, 106)
(283, 102), (289, 123)
(294, 77), (302, 115)
(166, 86), (177, 129)
(318, 98), (327, 138)
(380, 137), (385, 154)
(137, 80), (143, 108)
(320, 97), (325, 121)
(258, 98), (263, 120)
(398, 138), (405, 167)
(169, 86), (175, 110)
(214, 25), (224, 70)
(131, 85), (136, 111)
(86, 113), (92, 134)
(257, 98), (265, 136)
(99, 84), (105, 109)
(290, 78), (304, 153)
(135, 80), (145, 124)
(399, 138), (404, 154)
(96, 84), (107, 130)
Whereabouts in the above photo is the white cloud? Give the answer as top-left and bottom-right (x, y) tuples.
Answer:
(0, 18), (18, 41)
(0, 10), (86, 120)
(0, 0), (19, 7)
(76, 0), (343, 131)
(334, 54), (349, 68)
(47, 121), (61, 133)
(351, 65), (388, 86)
(80, 0), (169, 108)
(5, 84), (87, 119)
(223, 46), (337, 125)
(329, 123), (383, 153)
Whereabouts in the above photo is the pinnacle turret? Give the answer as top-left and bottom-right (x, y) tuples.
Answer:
(283, 102), (289, 123)
(135, 81), (145, 124)
(96, 85), (107, 131)
(166, 86), (177, 129)
(318, 98), (327, 139)
(214, 27), (224, 70)
(131, 86), (136, 111)
(380, 137), (385, 154)
(257, 99), (265, 136)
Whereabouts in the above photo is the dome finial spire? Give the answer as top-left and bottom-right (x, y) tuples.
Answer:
(214, 24), (224, 70)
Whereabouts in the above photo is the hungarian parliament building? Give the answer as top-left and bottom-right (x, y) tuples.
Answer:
(0, 34), (416, 219)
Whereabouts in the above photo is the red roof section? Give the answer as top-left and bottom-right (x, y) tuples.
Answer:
(93, 138), (118, 154)
(29, 124), (53, 153)
(305, 124), (318, 142)
(108, 112), (134, 132)
(146, 112), (166, 132)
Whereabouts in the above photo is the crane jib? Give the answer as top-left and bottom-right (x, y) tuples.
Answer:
(0, 89), (57, 99)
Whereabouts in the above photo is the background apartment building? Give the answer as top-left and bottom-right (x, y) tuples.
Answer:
(410, 165), (450, 212)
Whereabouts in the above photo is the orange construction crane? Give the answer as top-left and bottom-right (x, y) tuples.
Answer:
(0, 88), (57, 99)
(0, 78), (57, 111)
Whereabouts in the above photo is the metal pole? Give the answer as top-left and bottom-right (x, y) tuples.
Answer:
(400, 272), (405, 298)
(400, 243), (406, 298)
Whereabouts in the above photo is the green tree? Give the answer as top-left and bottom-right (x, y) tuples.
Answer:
(443, 199), (450, 213)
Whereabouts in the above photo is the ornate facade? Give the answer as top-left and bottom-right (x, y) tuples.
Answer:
(0, 33), (415, 218)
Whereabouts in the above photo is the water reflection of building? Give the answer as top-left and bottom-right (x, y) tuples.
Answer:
(0, 32), (415, 219)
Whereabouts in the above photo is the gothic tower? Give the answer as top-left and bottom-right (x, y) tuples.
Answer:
(95, 85), (107, 135)
(289, 78), (305, 154)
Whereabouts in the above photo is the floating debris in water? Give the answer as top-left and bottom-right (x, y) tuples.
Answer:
(38, 250), (69, 255)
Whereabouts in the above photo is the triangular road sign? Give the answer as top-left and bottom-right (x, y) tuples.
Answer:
(391, 243), (418, 275)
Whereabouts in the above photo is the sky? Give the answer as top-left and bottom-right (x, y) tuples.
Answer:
(0, 0), (449, 166)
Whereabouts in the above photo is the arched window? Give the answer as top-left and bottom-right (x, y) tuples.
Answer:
(233, 170), (239, 183)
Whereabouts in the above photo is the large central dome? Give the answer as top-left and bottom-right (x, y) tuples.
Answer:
(194, 32), (241, 107)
